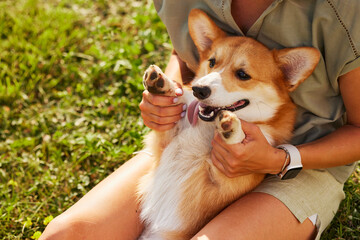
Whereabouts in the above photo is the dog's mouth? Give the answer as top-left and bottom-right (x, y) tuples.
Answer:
(198, 99), (250, 122)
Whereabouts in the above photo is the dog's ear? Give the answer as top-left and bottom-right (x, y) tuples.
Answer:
(188, 9), (227, 56)
(274, 47), (320, 92)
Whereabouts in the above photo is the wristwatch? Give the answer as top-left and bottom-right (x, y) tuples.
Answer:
(276, 144), (303, 180)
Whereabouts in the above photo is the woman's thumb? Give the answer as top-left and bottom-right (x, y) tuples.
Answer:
(239, 119), (260, 136)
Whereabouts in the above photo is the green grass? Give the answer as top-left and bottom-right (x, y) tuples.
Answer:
(0, 0), (170, 238)
(0, 0), (359, 239)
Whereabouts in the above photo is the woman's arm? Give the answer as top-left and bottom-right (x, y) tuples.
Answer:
(210, 66), (360, 177)
(164, 49), (195, 85)
(139, 50), (194, 131)
(299, 66), (360, 169)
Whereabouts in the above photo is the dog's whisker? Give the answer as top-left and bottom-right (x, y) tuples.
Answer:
(256, 102), (263, 119)
(256, 100), (277, 111)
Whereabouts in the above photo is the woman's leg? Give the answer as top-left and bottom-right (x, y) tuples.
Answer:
(191, 192), (317, 240)
(40, 152), (153, 240)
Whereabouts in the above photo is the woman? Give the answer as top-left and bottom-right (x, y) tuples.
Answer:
(41, 0), (360, 239)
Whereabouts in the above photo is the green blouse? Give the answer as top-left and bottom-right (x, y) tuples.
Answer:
(153, 0), (360, 183)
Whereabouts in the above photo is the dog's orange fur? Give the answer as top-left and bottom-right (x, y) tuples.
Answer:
(172, 165), (265, 239)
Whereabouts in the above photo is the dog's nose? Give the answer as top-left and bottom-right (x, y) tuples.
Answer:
(192, 86), (211, 100)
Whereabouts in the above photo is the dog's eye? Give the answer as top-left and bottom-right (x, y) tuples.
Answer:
(236, 70), (251, 81)
(208, 58), (216, 68)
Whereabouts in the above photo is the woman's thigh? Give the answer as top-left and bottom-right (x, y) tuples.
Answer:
(40, 152), (153, 240)
(191, 192), (317, 240)
(192, 169), (345, 240)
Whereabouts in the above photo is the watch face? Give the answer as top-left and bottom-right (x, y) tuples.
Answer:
(282, 167), (302, 179)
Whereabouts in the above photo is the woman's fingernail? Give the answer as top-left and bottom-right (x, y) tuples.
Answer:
(175, 88), (183, 95)
(181, 111), (186, 118)
(173, 97), (179, 103)
(182, 104), (187, 111)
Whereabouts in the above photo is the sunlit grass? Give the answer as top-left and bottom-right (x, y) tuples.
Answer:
(0, 0), (170, 238)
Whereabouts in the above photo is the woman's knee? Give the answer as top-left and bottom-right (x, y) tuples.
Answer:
(40, 153), (153, 240)
(40, 215), (72, 240)
(40, 214), (93, 240)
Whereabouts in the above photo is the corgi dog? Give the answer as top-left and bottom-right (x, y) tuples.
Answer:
(137, 9), (320, 240)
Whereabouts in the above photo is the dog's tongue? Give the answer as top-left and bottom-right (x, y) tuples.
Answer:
(187, 100), (200, 126)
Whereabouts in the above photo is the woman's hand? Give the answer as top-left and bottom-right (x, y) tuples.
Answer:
(211, 120), (286, 177)
(139, 83), (187, 132)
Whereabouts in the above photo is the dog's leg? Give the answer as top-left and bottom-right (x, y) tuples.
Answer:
(141, 64), (183, 161)
(143, 65), (179, 97)
(139, 65), (186, 240)
(140, 64), (183, 208)
(215, 110), (245, 144)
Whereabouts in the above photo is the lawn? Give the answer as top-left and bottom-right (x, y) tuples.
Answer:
(0, 0), (359, 239)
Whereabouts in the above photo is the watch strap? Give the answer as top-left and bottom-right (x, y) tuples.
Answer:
(276, 144), (302, 179)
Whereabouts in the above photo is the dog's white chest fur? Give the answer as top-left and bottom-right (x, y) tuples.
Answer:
(139, 93), (215, 239)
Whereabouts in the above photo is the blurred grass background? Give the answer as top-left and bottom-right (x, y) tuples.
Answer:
(0, 0), (359, 239)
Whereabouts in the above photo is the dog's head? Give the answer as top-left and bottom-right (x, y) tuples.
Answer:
(188, 9), (320, 123)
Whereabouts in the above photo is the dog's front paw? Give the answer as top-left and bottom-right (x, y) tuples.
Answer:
(215, 110), (245, 144)
(143, 65), (178, 96)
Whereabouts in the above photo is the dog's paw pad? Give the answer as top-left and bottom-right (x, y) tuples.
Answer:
(215, 111), (245, 144)
(143, 65), (176, 96)
(216, 111), (236, 137)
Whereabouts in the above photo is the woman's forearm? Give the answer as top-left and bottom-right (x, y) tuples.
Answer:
(164, 50), (195, 85)
(299, 124), (360, 169)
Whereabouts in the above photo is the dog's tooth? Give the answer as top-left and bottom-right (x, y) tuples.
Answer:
(209, 111), (214, 117)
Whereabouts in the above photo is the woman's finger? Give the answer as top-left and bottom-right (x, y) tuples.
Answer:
(141, 111), (184, 125)
(142, 119), (177, 132)
(140, 97), (186, 117)
(211, 151), (228, 175)
(211, 136), (231, 160)
(142, 90), (180, 107)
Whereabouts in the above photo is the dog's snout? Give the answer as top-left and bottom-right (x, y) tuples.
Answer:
(192, 86), (211, 100)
